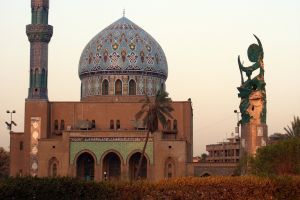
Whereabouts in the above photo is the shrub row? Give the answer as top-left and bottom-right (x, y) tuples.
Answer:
(0, 176), (299, 200)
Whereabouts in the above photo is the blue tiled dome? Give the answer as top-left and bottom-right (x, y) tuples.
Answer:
(78, 17), (168, 80)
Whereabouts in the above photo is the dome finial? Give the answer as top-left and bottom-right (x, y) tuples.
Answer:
(123, 9), (125, 17)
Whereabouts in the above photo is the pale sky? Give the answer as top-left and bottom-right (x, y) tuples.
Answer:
(0, 0), (299, 155)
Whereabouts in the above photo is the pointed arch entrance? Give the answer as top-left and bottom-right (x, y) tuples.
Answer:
(76, 152), (95, 181)
(129, 152), (147, 180)
(102, 152), (121, 181)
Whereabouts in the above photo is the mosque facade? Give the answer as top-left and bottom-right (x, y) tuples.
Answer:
(9, 0), (194, 181)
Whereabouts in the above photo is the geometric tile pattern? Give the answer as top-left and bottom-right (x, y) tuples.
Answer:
(78, 17), (168, 81)
(81, 75), (164, 98)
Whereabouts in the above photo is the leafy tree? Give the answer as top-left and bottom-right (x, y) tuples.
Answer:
(135, 90), (173, 180)
(284, 116), (300, 138)
(0, 147), (9, 178)
(200, 153), (208, 162)
(250, 138), (300, 176)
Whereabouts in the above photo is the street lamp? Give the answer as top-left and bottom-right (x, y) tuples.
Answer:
(5, 110), (17, 131)
(234, 110), (240, 136)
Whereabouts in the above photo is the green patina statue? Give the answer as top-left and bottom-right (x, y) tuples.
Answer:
(237, 35), (266, 125)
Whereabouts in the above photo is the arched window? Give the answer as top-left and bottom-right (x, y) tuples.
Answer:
(54, 120), (58, 131)
(173, 120), (178, 130)
(41, 68), (46, 88)
(19, 141), (23, 151)
(116, 120), (120, 130)
(110, 120), (114, 130)
(76, 152), (95, 181)
(129, 152), (147, 181)
(48, 157), (59, 177)
(129, 80), (136, 95)
(60, 120), (65, 130)
(52, 163), (57, 177)
(165, 158), (175, 178)
(91, 120), (96, 129)
(167, 120), (171, 130)
(102, 152), (121, 181)
(115, 79), (122, 95)
(102, 79), (109, 95)
(34, 68), (38, 87)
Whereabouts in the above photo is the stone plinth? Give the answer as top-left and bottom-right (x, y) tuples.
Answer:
(240, 123), (268, 156)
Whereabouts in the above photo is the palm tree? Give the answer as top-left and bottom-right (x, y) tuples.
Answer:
(134, 89), (174, 180)
(284, 116), (300, 138)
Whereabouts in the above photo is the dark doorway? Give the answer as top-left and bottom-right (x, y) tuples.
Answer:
(76, 152), (95, 181)
(102, 152), (121, 181)
(129, 152), (147, 180)
(201, 173), (211, 177)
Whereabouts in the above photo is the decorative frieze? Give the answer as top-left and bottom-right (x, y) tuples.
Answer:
(26, 25), (53, 43)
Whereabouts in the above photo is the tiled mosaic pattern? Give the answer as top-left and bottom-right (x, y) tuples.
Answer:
(70, 141), (154, 164)
(81, 75), (164, 97)
(78, 17), (168, 80)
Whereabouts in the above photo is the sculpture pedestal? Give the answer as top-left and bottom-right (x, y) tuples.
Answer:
(240, 123), (268, 156)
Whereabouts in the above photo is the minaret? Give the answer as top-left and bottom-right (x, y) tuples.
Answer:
(26, 0), (53, 99)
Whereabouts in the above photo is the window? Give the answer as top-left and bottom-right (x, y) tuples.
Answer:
(165, 158), (175, 178)
(41, 68), (46, 88)
(110, 120), (114, 130)
(91, 120), (96, 129)
(167, 120), (171, 130)
(19, 141), (23, 151)
(173, 120), (178, 130)
(167, 163), (173, 178)
(48, 157), (59, 177)
(34, 68), (38, 87)
(52, 163), (57, 177)
(116, 120), (120, 130)
(54, 120), (58, 131)
(60, 120), (65, 130)
(102, 79), (109, 95)
(129, 80), (136, 95)
(115, 79), (122, 95)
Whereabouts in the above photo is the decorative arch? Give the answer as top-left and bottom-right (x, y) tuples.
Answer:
(128, 79), (136, 95)
(75, 151), (96, 181)
(100, 150), (124, 165)
(115, 79), (122, 95)
(100, 150), (123, 181)
(127, 150), (150, 181)
(165, 157), (176, 178)
(167, 119), (171, 130)
(102, 79), (109, 95)
(126, 150), (150, 165)
(200, 172), (211, 177)
(73, 149), (97, 165)
(173, 119), (178, 130)
(48, 157), (59, 177)
(34, 68), (39, 87)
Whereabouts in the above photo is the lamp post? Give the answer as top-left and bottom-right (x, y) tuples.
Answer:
(234, 110), (240, 136)
(234, 109), (241, 161)
(5, 110), (17, 131)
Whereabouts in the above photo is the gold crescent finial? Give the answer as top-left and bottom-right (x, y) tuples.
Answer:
(123, 9), (125, 17)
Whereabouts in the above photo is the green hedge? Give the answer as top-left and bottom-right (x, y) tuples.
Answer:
(0, 176), (299, 200)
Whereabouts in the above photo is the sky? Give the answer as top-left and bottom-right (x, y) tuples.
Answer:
(0, 0), (299, 155)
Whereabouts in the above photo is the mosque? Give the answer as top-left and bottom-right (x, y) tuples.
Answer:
(9, 0), (194, 181)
